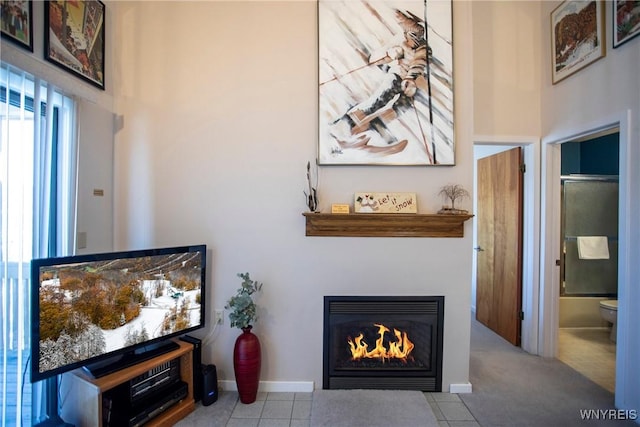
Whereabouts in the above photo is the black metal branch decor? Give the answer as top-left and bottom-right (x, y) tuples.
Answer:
(304, 160), (319, 212)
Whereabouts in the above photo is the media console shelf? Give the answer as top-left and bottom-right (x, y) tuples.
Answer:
(60, 339), (195, 427)
(303, 212), (473, 237)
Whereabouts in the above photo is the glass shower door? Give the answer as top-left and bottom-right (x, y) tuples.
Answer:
(561, 176), (618, 296)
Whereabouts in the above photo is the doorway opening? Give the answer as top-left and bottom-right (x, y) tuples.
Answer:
(472, 139), (539, 354)
(556, 129), (619, 393)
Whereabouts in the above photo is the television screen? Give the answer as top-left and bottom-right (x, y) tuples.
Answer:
(30, 245), (206, 382)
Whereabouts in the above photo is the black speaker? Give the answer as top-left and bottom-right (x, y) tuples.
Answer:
(180, 335), (203, 402)
(202, 364), (218, 406)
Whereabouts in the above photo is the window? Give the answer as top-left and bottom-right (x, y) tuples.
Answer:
(1, 62), (77, 426)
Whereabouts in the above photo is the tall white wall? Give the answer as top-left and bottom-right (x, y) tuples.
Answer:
(541, 2), (640, 137)
(7, 0), (635, 409)
(472, 1), (542, 136)
(470, 0), (542, 331)
(75, 100), (114, 255)
(540, 0), (640, 414)
(1, 3), (115, 255)
(111, 0), (475, 390)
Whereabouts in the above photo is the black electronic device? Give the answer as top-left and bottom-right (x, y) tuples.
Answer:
(129, 381), (188, 427)
(103, 380), (188, 427)
(30, 244), (207, 382)
(129, 359), (180, 403)
(179, 335), (203, 402)
(202, 364), (218, 406)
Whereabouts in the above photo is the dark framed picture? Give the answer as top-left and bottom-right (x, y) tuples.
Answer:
(318, 0), (454, 166)
(613, 0), (640, 48)
(45, 0), (105, 90)
(1, 0), (33, 52)
(551, 0), (606, 84)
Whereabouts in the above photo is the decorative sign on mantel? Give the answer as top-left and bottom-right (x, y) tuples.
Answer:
(354, 192), (417, 213)
(331, 204), (350, 214)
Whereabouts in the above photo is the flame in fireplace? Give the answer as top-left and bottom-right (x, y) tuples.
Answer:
(347, 323), (414, 362)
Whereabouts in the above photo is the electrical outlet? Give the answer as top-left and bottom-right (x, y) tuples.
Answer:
(214, 309), (224, 325)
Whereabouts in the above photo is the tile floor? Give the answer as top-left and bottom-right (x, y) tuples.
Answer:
(175, 326), (617, 426)
(557, 327), (616, 393)
(225, 392), (311, 427)
(176, 390), (480, 427)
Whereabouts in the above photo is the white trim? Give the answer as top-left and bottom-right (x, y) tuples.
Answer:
(474, 135), (539, 146)
(539, 142), (561, 358)
(219, 380), (315, 393)
(540, 110), (632, 408)
(449, 383), (473, 394)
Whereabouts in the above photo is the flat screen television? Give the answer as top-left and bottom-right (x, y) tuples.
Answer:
(30, 244), (206, 382)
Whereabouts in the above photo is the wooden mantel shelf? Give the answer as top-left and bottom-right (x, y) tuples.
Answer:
(303, 212), (474, 238)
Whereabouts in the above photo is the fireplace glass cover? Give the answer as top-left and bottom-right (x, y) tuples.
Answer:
(324, 296), (444, 391)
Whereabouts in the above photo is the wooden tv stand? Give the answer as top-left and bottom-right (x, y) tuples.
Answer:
(60, 339), (195, 427)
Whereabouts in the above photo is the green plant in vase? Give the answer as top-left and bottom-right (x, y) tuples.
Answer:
(225, 272), (263, 404)
(225, 272), (263, 329)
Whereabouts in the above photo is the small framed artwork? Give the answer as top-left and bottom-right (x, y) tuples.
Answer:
(45, 0), (105, 90)
(613, 1), (640, 48)
(318, 0), (454, 166)
(551, 0), (606, 84)
(1, 0), (33, 52)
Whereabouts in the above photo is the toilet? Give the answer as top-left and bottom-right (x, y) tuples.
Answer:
(599, 300), (618, 342)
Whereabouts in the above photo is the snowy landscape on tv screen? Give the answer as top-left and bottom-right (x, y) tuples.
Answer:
(37, 251), (203, 374)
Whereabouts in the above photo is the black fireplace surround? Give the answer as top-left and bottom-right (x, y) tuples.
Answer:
(323, 296), (444, 391)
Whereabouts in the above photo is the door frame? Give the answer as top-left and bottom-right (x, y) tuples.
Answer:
(540, 110), (633, 406)
(473, 136), (540, 354)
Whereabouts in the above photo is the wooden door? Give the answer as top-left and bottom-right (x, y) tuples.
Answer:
(475, 147), (523, 345)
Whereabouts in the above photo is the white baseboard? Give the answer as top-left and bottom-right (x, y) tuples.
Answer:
(221, 380), (467, 394)
(449, 383), (473, 393)
(219, 380), (315, 393)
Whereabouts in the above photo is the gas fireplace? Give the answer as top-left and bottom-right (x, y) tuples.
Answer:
(323, 296), (443, 391)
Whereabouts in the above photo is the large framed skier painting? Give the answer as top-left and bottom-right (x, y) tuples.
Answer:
(318, 0), (454, 166)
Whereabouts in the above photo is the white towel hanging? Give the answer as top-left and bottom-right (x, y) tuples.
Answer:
(577, 236), (610, 259)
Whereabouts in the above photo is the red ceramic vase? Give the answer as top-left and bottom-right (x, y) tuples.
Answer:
(233, 326), (261, 404)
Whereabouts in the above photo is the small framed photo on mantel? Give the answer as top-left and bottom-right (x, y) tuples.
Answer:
(45, 0), (106, 90)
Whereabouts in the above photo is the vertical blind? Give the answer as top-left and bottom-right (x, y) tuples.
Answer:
(0, 62), (77, 427)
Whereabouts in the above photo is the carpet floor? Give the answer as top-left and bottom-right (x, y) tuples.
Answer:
(460, 318), (637, 427)
(310, 389), (439, 427)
